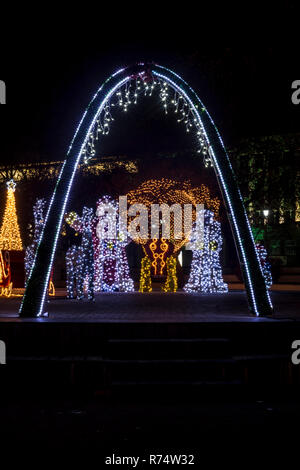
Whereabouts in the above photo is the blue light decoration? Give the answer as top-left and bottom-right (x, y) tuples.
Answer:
(184, 209), (228, 293)
(20, 63), (273, 317)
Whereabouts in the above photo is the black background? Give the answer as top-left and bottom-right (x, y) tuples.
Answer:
(0, 6), (299, 165)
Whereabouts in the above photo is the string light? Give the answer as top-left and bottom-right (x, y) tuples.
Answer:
(81, 78), (211, 166)
(0, 180), (23, 251)
(20, 63), (273, 317)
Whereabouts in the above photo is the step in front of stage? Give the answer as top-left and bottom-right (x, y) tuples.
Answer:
(1, 320), (300, 400)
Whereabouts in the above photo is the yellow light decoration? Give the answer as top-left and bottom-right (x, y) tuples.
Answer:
(0, 250), (13, 297)
(162, 255), (177, 293)
(127, 178), (220, 253)
(0, 180), (23, 251)
(139, 255), (152, 292)
(48, 280), (55, 296)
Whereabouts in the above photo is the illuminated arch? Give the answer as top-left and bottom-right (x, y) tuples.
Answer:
(20, 63), (273, 317)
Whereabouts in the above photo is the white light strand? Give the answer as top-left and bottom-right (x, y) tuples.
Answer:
(81, 77), (211, 167)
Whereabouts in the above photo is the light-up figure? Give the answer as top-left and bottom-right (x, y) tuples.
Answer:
(184, 209), (228, 293)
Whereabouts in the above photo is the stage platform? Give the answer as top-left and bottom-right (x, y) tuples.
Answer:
(0, 290), (300, 322)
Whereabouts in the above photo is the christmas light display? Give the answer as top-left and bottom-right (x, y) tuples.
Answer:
(21, 64), (273, 318)
(162, 255), (178, 292)
(139, 254), (152, 292)
(82, 77), (212, 167)
(184, 209), (228, 293)
(0, 179), (23, 251)
(0, 250), (12, 297)
(127, 179), (220, 278)
(255, 243), (272, 289)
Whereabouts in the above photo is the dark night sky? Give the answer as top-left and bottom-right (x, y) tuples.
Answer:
(1, 10), (299, 165)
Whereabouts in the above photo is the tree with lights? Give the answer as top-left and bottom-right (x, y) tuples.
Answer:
(0, 180), (23, 251)
(139, 254), (152, 292)
(184, 209), (228, 293)
(162, 255), (178, 292)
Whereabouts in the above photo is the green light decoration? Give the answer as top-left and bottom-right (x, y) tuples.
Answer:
(19, 63), (273, 317)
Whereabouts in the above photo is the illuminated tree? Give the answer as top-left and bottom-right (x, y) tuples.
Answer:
(162, 255), (178, 292)
(139, 254), (152, 292)
(0, 180), (23, 251)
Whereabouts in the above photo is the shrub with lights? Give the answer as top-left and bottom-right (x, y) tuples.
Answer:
(162, 255), (178, 293)
(139, 254), (152, 292)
